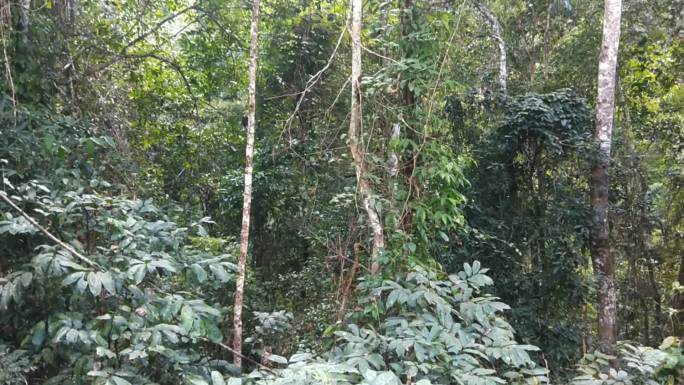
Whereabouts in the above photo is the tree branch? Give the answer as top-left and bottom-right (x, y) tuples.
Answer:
(0, 191), (102, 270)
(88, 5), (196, 75)
(201, 338), (274, 373)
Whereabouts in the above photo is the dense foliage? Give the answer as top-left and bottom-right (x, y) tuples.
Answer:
(0, 0), (682, 383)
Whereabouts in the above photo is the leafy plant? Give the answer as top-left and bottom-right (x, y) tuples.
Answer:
(251, 262), (548, 385)
(0, 345), (33, 385)
(571, 337), (684, 385)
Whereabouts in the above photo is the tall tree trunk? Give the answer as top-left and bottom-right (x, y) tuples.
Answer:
(477, 3), (507, 94)
(349, 0), (384, 275)
(591, 0), (621, 352)
(233, 0), (260, 369)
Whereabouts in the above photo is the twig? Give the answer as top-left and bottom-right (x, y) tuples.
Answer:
(0, 191), (102, 270)
(124, 52), (199, 116)
(361, 43), (398, 64)
(280, 17), (349, 144)
(325, 77), (350, 117)
(84, 5), (195, 76)
(203, 338), (274, 373)
(337, 249), (360, 322)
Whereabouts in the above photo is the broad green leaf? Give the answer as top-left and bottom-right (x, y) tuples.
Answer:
(211, 371), (225, 385)
(191, 264), (207, 282)
(88, 272), (102, 296)
(109, 375), (132, 385)
(266, 354), (288, 365)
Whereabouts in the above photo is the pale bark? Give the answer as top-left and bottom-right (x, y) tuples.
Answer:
(349, 0), (384, 275)
(591, 0), (621, 351)
(380, 0), (390, 66)
(388, 123), (400, 177)
(18, 0), (31, 36)
(477, 3), (507, 94)
(233, 0), (260, 369)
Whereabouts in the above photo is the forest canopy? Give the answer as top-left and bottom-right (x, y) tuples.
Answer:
(0, 0), (682, 384)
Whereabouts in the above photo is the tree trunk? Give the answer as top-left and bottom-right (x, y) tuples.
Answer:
(349, 0), (384, 275)
(674, 255), (684, 338)
(542, 0), (552, 83)
(397, 0), (417, 231)
(591, 0), (621, 352)
(477, 3), (507, 94)
(233, 0), (260, 369)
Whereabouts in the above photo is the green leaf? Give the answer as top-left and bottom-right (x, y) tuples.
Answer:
(266, 354), (288, 365)
(191, 264), (207, 282)
(88, 272), (102, 296)
(31, 321), (46, 346)
(205, 320), (223, 343)
(152, 259), (177, 273)
(87, 370), (109, 377)
(96, 346), (117, 359)
(76, 277), (88, 293)
(62, 272), (85, 286)
(110, 376), (132, 385)
(289, 352), (312, 363)
(185, 374), (209, 385)
(129, 263), (146, 284)
(180, 305), (195, 330)
(211, 371), (225, 385)
(209, 264), (230, 282)
(414, 343), (426, 362)
(100, 272), (116, 294)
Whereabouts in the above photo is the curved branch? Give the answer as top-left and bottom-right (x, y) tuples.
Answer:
(88, 5), (196, 75)
(123, 52), (199, 114)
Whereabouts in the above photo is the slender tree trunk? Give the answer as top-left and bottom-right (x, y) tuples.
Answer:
(675, 255), (684, 338)
(542, 0), (552, 83)
(397, 0), (417, 231)
(233, 0), (260, 369)
(591, 0), (621, 352)
(477, 3), (507, 94)
(380, 0), (390, 66)
(641, 199), (663, 341)
(647, 261), (662, 340)
(349, 0), (384, 275)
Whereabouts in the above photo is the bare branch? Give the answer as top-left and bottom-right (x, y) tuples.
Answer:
(89, 5), (195, 74)
(281, 19), (348, 144)
(0, 191), (102, 270)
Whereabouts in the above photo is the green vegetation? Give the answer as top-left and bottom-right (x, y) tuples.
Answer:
(0, 0), (682, 384)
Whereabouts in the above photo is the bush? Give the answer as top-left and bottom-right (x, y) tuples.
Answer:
(571, 337), (684, 385)
(250, 262), (548, 385)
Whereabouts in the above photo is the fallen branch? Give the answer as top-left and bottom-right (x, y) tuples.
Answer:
(0, 191), (102, 270)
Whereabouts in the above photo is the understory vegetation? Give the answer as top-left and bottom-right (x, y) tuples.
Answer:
(0, 0), (682, 384)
